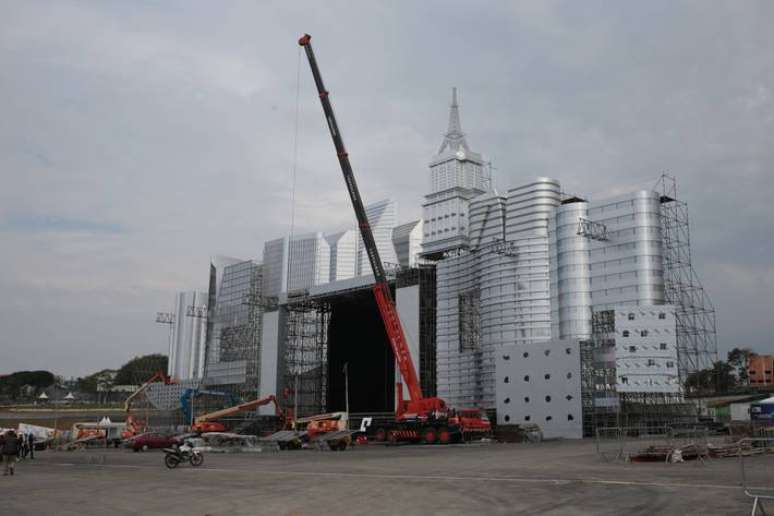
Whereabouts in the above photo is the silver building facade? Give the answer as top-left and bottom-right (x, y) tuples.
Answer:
(167, 290), (208, 381)
(422, 88), (489, 256)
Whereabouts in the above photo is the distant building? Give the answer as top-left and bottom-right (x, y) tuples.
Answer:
(326, 230), (358, 282)
(358, 199), (398, 275)
(748, 354), (774, 386)
(261, 238), (289, 298)
(392, 220), (423, 268)
(262, 233), (330, 296)
(288, 232), (330, 290)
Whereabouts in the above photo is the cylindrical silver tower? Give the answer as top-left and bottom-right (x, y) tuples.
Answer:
(554, 201), (592, 339)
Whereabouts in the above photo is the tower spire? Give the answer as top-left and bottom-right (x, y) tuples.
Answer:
(439, 87), (469, 154)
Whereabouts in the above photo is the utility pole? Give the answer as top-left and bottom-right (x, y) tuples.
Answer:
(344, 362), (350, 430)
(293, 374), (299, 429)
(155, 312), (176, 367)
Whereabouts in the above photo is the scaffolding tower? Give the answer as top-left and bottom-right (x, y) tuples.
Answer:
(396, 264), (438, 398)
(582, 309), (698, 435)
(657, 174), (719, 389)
(283, 295), (330, 418)
(581, 310), (619, 437)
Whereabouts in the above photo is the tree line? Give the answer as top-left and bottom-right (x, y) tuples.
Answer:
(0, 354), (167, 400)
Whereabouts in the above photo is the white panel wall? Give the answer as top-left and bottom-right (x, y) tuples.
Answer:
(613, 305), (679, 393)
(396, 285), (420, 403)
(495, 339), (583, 439)
(258, 311), (280, 415)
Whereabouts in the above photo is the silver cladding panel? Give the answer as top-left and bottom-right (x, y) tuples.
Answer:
(258, 310), (280, 414)
(325, 229), (358, 283)
(436, 251), (480, 407)
(587, 191), (665, 308)
(392, 220), (423, 268)
(396, 285), (421, 404)
(468, 191), (506, 250)
(358, 200), (398, 275)
(495, 339), (582, 439)
(288, 232), (330, 290)
(169, 291), (208, 381)
(436, 236), (552, 409)
(262, 237), (288, 298)
(505, 178), (561, 239)
(549, 202), (592, 339)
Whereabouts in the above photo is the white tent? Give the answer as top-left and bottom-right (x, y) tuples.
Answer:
(37, 392), (49, 400)
(757, 396), (774, 405)
(64, 392), (75, 400)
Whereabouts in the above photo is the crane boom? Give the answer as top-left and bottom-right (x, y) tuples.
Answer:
(298, 34), (424, 403)
(194, 395), (284, 423)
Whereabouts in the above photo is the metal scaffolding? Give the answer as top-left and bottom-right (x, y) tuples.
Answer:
(581, 311), (619, 437)
(583, 310), (698, 436)
(657, 174), (719, 388)
(396, 264), (438, 398)
(283, 295), (330, 418)
(204, 260), (263, 402)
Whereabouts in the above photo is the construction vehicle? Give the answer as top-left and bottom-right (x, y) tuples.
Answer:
(121, 371), (175, 439)
(298, 34), (491, 444)
(294, 412), (353, 451)
(190, 394), (293, 434)
(180, 388), (238, 429)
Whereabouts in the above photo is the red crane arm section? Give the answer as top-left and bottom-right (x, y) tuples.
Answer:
(372, 282), (423, 402)
(298, 33), (424, 403)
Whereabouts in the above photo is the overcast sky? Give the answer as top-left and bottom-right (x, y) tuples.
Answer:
(1, 1), (772, 378)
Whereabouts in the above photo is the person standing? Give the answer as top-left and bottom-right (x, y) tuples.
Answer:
(2, 430), (20, 476)
(27, 433), (35, 460)
(21, 433), (28, 459)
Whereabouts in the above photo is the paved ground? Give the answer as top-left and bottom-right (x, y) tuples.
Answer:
(1, 439), (769, 515)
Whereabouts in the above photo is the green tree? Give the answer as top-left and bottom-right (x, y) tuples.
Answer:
(76, 369), (117, 393)
(114, 354), (168, 385)
(727, 347), (751, 385)
(685, 361), (737, 394)
(0, 370), (56, 400)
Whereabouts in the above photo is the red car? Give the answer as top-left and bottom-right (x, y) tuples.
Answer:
(128, 432), (178, 452)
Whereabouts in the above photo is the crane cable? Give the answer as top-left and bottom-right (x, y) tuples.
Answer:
(286, 46), (302, 292)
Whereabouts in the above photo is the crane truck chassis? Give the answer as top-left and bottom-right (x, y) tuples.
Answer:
(298, 34), (491, 444)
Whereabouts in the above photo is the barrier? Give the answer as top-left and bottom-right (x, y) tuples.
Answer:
(595, 424), (712, 463)
(595, 425), (671, 461)
(739, 438), (774, 515)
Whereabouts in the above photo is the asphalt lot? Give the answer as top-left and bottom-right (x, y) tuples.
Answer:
(1, 439), (768, 515)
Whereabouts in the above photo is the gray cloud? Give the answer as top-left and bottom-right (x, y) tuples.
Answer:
(0, 0), (772, 376)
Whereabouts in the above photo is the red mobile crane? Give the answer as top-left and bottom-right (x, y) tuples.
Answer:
(298, 34), (490, 444)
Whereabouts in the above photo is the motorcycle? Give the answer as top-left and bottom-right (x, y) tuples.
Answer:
(163, 440), (204, 469)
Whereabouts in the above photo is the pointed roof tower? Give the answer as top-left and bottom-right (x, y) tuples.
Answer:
(438, 87), (470, 154)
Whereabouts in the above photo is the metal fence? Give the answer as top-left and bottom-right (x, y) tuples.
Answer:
(595, 424), (714, 462)
(739, 438), (774, 516)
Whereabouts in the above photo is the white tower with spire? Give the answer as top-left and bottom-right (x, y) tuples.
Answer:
(421, 88), (489, 257)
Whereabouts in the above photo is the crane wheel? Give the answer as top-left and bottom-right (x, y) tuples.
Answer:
(374, 428), (387, 442)
(437, 427), (451, 445)
(422, 427), (437, 444)
(387, 431), (399, 445)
